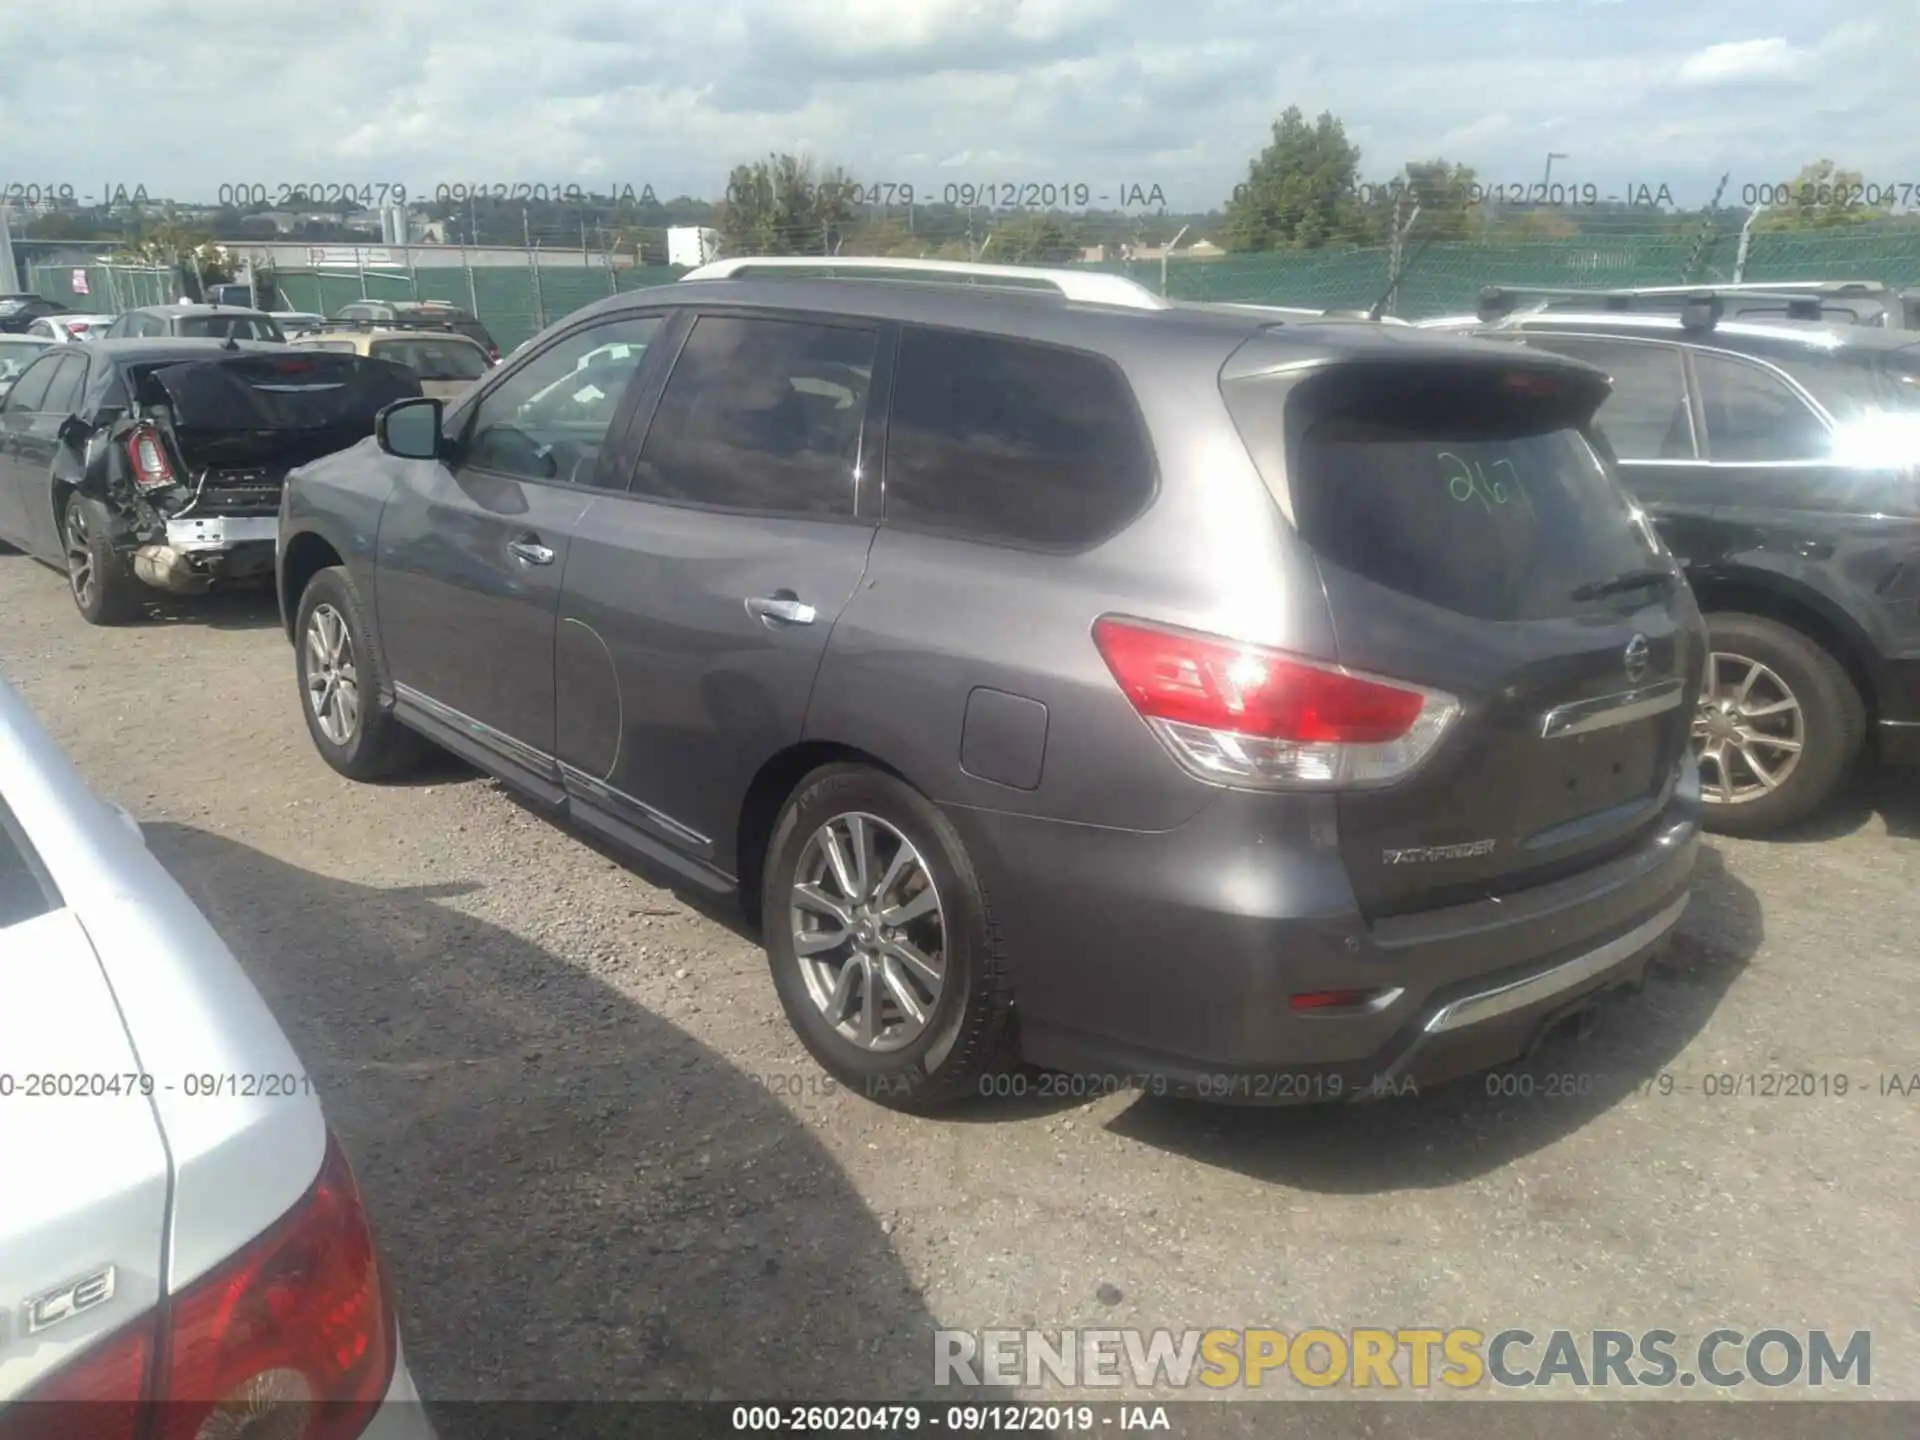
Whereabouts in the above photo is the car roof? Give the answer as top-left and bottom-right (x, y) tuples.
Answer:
(1478, 310), (1920, 360)
(86, 337), (291, 361)
(127, 304), (276, 320)
(562, 276), (1559, 370)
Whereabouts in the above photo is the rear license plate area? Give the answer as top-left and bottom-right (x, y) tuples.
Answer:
(1532, 726), (1660, 829)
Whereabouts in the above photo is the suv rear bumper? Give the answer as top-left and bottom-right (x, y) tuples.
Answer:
(949, 786), (1699, 1102)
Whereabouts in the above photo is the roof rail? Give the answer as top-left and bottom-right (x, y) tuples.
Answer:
(1477, 282), (1890, 325)
(307, 316), (467, 335)
(678, 255), (1172, 311)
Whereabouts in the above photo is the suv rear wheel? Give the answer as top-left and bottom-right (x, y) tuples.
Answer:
(1692, 612), (1864, 835)
(761, 764), (1015, 1112)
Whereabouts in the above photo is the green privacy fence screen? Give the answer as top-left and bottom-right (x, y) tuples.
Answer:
(30, 226), (1920, 351)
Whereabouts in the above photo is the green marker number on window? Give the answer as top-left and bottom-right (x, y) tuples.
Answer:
(1440, 452), (1516, 512)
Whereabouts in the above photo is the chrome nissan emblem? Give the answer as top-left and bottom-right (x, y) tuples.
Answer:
(1624, 634), (1650, 682)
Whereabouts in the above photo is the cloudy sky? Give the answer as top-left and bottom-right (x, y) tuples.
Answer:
(0, 0), (1910, 212)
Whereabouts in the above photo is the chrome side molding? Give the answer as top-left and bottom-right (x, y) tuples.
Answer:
(1541, 678), (1685, 739)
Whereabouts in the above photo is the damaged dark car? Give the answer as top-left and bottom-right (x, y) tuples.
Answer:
(0, 339), (420, 624)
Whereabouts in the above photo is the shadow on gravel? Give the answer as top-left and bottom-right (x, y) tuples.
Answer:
(128, 579), (285, 631)
(142, 822), (1001, 1422)
(1761, 765), (1920, 844)
(1105, 844), (1763, 1190)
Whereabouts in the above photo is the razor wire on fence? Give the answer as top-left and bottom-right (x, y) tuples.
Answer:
(27, 224), (1920, 353)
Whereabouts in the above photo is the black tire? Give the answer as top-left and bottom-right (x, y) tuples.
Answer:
(761, 764), (1016, 1113)
(61, 492), (141, 626)
(293, 565), (429, 782)
(1696, 612), (1865, 836)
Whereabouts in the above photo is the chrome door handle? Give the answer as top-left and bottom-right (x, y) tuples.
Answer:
(745, 595), (817, 626)
(508, 539), (555, 566)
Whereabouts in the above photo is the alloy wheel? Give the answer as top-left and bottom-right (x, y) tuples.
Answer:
(1691, 650), (1806, 805)
(64, 504), (94, 609)
(305, 603), (362, 746)
(789, 812), (946, 1053)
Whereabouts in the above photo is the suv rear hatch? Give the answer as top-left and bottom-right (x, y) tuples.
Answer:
(1223, 335), (1702, 919)
(132, 352), (420, 514)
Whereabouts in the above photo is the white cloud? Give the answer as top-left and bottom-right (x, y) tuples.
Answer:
(1674, 37), (1802, 86)
(0, 1), (1911, 211)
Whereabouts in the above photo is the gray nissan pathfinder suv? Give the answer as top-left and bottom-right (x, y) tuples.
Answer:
(276, 257), (1705, 1110)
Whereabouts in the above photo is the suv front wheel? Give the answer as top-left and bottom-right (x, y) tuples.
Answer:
(1692, 612), (1864, 835)
(761, 764), (1015, 1112)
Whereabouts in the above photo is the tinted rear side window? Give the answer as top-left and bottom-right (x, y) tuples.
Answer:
(1517, 337), (1694, 459)
(882, 327), (1154, 548)
(0, 796), (58, 931)
(633, 315), (876, 518)
(1227, 363), (1661, 622)
(1694, 352), (1828, 461)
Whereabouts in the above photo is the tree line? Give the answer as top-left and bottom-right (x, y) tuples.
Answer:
(13, 104), (1907, 281)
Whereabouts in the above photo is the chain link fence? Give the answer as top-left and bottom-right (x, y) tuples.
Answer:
(27, 225), (1920, 350)
(27, 261), (179, 312)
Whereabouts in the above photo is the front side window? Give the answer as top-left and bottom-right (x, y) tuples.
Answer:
(631, 315), (876, 517)
(1520, 337), (1694, 460)
(460, 315), (662, 483)
(1694, 351), (1829, 462)
(883, 327), (1155, 547)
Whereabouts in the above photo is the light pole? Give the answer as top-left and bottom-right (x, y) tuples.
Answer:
(1543, 152), (1569, 198)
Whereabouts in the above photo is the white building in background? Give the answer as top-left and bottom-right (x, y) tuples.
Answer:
(668, 226), (722, 268)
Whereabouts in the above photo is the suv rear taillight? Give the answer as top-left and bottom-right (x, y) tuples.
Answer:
(1092, 616), (1460, 789)
(126, 423), (176, 491)
(4, 1133), (394, 1440)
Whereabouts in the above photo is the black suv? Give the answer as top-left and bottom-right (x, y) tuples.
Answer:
(1471, 285), (1920, 833)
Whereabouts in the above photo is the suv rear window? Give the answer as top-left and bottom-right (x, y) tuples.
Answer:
(1226, 362), (1662, 622)
(882, 327), (1154, 548)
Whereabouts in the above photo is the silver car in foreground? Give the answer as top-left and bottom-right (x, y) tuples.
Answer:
(0, 677), (434, 1437)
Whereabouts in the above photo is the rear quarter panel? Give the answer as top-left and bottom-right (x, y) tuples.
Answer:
(805, 337), (1338, 831)
(0, 682), (327, 1301)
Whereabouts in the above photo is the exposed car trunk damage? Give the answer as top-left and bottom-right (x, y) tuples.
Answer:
(106, 353), (419, 593)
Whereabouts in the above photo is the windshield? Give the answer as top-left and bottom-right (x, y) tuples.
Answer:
(175, 313), (285, 341)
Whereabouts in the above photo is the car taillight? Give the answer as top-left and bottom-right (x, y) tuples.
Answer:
(148, 1134), (393, 1440)
(126, 423), (176, 491)
(0, 1316), (153, 1440)
(1092, 616), (1460, 789)
(2, 1138), (390, 1440)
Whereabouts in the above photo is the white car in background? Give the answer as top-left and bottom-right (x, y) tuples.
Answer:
(23, 314), (116, 343)
(273, 311), (329, 337)
(0, 677), (435, 1438)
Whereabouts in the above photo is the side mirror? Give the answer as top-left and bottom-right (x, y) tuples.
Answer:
(377, 396), (445, 460)
(57, 414), (89, 448)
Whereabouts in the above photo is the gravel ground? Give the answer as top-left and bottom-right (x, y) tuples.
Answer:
(2, 552), (1915, 1423)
